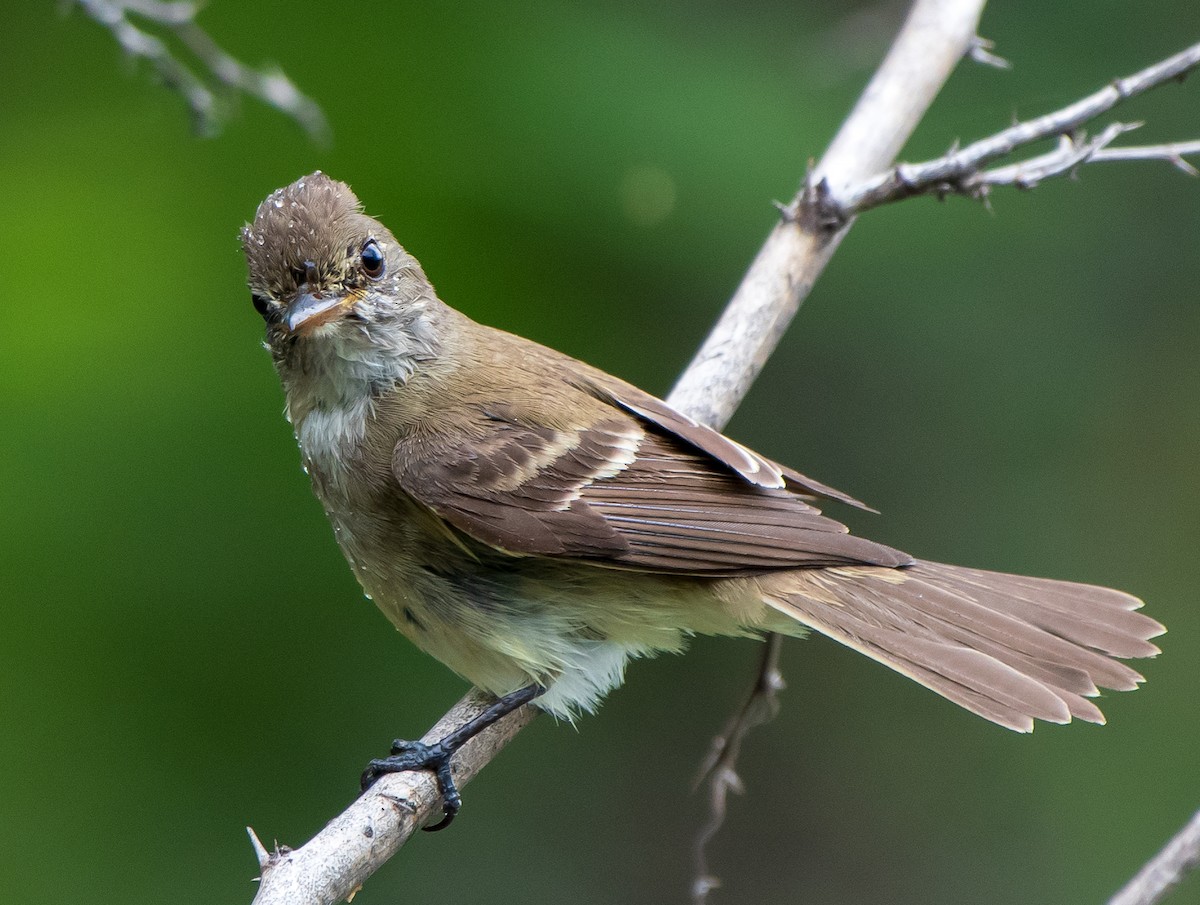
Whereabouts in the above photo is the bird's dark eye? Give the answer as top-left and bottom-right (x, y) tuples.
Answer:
(361, 239), (385, 279)
(251, 293), (270, 317)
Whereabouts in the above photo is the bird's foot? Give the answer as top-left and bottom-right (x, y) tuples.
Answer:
(358, 683), (546, 832)
(361, 738), (461, 831)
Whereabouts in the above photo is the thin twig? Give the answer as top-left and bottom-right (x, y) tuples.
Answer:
(691, 634), (785, 904)
(824, 41), (1200, 220)
(72, 0), (329, 141)
(975, 122), (1140, 190)
(960, 125), (1200, 189)
(1092, 141), (1200, 176)
(1107, 808), (1200, 905)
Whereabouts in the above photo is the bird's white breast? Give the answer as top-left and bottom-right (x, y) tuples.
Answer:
(294, 397), (372, 495)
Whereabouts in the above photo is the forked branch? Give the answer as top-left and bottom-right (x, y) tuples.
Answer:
(815, 41), (1200, 222)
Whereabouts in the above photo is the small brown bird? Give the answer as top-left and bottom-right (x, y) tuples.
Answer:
(243, 173), (1163, 827)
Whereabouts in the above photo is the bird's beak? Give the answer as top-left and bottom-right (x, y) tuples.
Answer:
(285, 291), (348, 334)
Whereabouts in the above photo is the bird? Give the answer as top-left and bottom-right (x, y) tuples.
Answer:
(241, 172), (1164, 828)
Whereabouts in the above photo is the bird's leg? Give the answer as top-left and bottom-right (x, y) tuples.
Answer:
(360, 683), (545, 831)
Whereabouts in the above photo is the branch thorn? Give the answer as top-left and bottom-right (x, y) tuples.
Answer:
(247, 826), (272, 871)
(967, 36), (1011, 70)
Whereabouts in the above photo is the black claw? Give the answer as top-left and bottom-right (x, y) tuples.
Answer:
(360, 741), (446, 787)
(424, 801), (456, 830)
(360, 762), (381, 791)
(359, 739), (462, 829)
(358, 683), (546, 831)
(423, 757), (461, 832)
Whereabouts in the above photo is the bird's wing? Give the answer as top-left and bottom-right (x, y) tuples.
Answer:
(576, 368), (876, 509)
(393, 394), (909, 576)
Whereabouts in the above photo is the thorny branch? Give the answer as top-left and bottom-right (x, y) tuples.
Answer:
(686, 36), (1200, 902)
(814, 40), (1200, 224)
(72, 0), (330, 141)
(249, 690), (537, 905)
(242, 10), (1200, 905)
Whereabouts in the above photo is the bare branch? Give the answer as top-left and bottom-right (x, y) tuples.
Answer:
(828, 41), (1200, 218)
(72, 0), (329, 142)
(976, 122), (1141, 190)
(251, 690), (536, 905)
(960, 125), (1200, 188)
(1108, 808), (1200, 905)
(667, 0), (988, 428)
(1093, 141), (1200, 176)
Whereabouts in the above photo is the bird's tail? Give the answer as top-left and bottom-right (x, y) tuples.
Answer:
(759, 560), (1165, 731)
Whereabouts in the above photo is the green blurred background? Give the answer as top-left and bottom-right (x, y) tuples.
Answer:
(2, 2), (1197, 903)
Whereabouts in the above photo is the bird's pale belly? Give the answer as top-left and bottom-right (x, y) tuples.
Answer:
(323, 495), (779, 718)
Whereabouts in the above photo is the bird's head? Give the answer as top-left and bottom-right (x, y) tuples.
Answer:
(242, 173), (443, 403)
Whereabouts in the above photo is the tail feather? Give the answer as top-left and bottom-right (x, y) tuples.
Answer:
(878, 564), (1147, 691)
(761, 559), (1164, 733)
(916, 562), (1161, 660)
